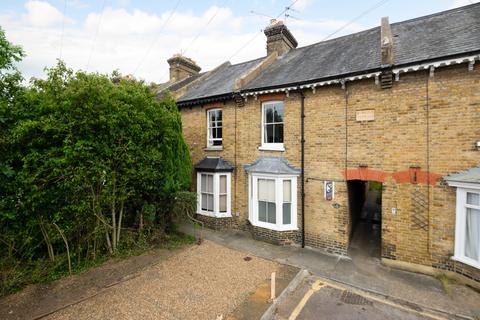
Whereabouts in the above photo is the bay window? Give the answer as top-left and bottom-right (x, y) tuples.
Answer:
(249, 174), (297, 231)
(197, 172), (231, 217)
(452, 187), (480, 268)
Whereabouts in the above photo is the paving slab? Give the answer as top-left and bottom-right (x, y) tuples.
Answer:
(181, 224), (480, 319)
(289, 277), (432, 320)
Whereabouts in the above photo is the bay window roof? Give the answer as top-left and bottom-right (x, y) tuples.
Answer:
(195, 157), (234, 173)
(244, 156), (300, 175)
(444, 166), (480, 185)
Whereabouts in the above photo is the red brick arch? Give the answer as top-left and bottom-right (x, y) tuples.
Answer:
(342, 166), (441, 185)
(343, 167), (388, 182)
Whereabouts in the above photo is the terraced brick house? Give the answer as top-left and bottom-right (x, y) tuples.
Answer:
(157, 4), (480, 284)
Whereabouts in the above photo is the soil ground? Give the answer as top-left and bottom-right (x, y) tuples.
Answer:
(227, 266), (298, 320)
(0, 240), (296, 320)
(0, 246), (178, 320)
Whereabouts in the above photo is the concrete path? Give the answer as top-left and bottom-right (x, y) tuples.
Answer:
(180, 224), (480, 319)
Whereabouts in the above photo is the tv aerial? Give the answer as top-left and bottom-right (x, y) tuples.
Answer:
(250, 5), (301, 24)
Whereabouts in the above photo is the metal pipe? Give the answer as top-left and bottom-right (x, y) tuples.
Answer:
(300, 91), (305, 248)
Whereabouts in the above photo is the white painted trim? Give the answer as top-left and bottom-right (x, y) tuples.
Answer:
(445, 181), (480, 190)
(197, 210), (232, 218)
(204, 146), (223, 151)
(392, 54), (479, 76)
(242, 87), (298, 97)
(196, 171), (232, 218)
(248, 173), (298, 231)
(259, 145), (285, 152)
(452, 255), (480, 270)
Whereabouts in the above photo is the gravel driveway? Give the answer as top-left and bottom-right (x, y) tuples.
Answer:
(44, 240), (281, 320)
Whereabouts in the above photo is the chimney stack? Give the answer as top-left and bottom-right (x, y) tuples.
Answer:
(264, 19), (298, 56)
(167, 54), (201, 83)
(380, 17), (394, 66)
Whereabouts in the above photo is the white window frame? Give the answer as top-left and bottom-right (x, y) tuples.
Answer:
(206, 108), (222, 148)
(450, 182), (480, 269)
(197, 172), (231, 218)
(248, 173), (297, 231)
(260, 101), (285, 151)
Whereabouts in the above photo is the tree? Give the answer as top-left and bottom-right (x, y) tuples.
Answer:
(0, 26), (24, 174)
(0, 60), (192, 263)
(0, 27), (25, 258)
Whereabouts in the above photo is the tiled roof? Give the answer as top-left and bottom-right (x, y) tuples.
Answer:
(156, 72), (204, 99)
(176, 3), (480, 104)
(178, 58), (264, 102)
(245, 3), (480, 91)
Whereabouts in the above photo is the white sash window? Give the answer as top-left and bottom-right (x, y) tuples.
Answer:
(260, 101), (285, 151)
(197, 172), (231, 217)
(248, 173), (297, 231)
(207, 109), (222, 147)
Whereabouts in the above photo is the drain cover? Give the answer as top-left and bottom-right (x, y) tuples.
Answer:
(340, 291), (372, 305)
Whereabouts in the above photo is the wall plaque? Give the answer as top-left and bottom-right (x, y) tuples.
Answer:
(356, 109), (375, 122)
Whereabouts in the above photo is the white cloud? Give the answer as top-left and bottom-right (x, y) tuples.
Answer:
(2, 2), (367, 84)
(293, 0), (314, 11)
(68, 0), (89, 9)
(450, 0), (479, 8)
(116, 0), (131, 7)
(22, 0), (74, 27)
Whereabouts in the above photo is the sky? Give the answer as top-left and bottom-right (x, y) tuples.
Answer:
(0, 0), (478, 84)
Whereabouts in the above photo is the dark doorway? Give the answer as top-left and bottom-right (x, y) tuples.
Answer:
(347, 180), (382, 259)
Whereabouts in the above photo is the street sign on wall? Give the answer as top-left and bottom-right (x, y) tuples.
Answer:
(324, 181), (334, 201)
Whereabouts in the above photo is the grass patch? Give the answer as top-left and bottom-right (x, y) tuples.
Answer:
(0, 229), (194, 297)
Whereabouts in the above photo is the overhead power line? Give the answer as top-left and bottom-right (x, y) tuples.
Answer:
(250, 10), (274, 19)
(132, 0), (183, 76)
(321, 0), (392, 41)
(181, 0), (230, 56)
(85, 0), (107, 71)
(157, 0), (230, 81)
(228, 0), (300, 61)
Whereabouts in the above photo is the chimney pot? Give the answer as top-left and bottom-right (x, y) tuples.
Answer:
(167, 54), (201, 82)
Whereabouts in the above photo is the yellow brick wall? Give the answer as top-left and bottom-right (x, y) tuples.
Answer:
(179, 63), (480, 279)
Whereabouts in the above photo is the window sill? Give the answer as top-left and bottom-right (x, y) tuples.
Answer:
(204, 146), (223, 151)
(451, 255), (480, 270)
(258, 145), (285, 152)
(197, 211), (231, 218)
(249, 219), (298, 232)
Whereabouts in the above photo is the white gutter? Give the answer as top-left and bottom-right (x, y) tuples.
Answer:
(241, 54), (479, 98)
